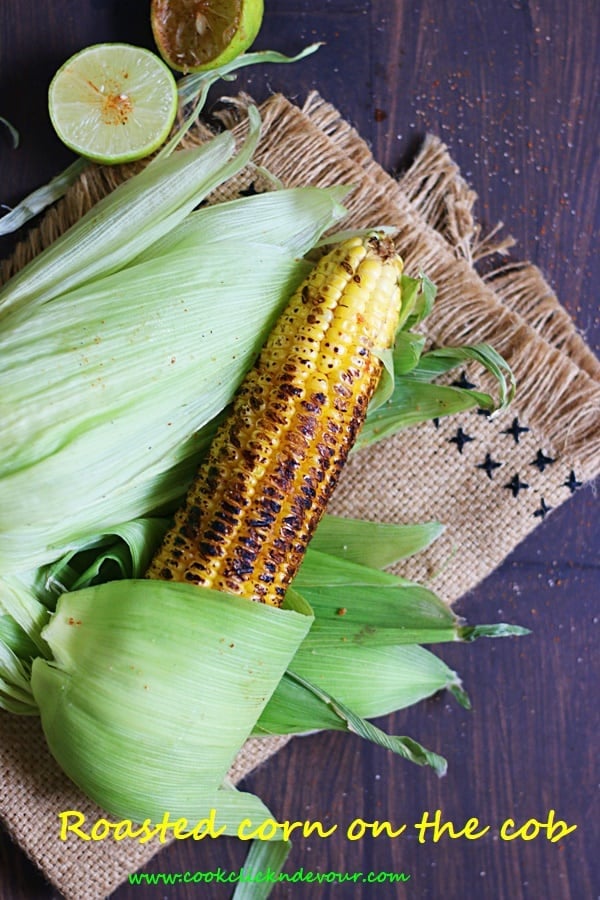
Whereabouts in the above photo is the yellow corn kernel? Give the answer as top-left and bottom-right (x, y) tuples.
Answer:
(146, 235), (403, 605)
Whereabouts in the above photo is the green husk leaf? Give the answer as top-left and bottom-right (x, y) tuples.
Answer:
(0, 641), (37, 714)
(393, 329), (428, 374)
(256, 669), (448, 776)
(132, 184), (349, 264)
(0, 116), (19, 148)
(282, 587), (314, 618)
(309, 515), (444, 568)
(449, 683), (472, 709)
(199, 789), (275, 832)
(0, 576), (51, 656)
(0, 615), (39, 660)
(458, 623), (531, 640)
(255, 669), (346, 733)
(412, 344), (516, 407)
(31, 579), (312, 821)
(176, 45), (322, 106)
(396, 272), (437, 332)
(164, 46), (321, 158)
(232, 839), (293, 900)
(0, 185), (347, 573)
(369, 346), (396, 411)
(357, 379), (497, 449)
(0, 110), (262, 320)
(295, 551), (528, 647)
(0, 159), (87, 238)
(288, 641), (464, 720)
(294, 550), (462, 646)
(39, 518), (171, 601)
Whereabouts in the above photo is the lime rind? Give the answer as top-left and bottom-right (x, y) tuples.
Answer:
(151, 0), (264, 74)
(48, 43), (179, 165)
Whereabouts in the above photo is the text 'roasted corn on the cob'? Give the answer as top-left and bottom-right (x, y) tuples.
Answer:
(146, 234), (403, 605)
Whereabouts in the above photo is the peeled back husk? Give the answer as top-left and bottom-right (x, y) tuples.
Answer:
(0, 181), (348, 573)
(31, 579), (312, 822)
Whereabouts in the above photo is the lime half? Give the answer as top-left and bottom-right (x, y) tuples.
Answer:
(151, 0), (264, 74)
(48, 43), (179, 164)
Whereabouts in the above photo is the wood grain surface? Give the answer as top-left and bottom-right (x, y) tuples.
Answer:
(0, 2), (598, 899)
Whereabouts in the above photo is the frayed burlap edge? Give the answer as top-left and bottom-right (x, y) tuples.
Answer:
(1, 91), (598, 899)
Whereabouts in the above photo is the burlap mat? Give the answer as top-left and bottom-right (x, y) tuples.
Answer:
(1, 92), (598, 899)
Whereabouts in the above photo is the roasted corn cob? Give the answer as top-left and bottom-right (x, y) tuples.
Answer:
(146, 234), (403, 605)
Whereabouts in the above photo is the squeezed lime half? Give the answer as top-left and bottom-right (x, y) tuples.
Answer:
(151, 0), (264, 73)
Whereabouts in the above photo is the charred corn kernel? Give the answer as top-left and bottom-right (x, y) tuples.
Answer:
(146, 235), (403, 605)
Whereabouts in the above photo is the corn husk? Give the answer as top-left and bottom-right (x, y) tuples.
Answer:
(254, 667), (449, 775)
(0, 174), (348, 573)
(31, 579), (312, 822)
(307, 514), (445, 567)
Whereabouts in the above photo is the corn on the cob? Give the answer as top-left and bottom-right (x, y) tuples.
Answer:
(146, 234), (403, 605)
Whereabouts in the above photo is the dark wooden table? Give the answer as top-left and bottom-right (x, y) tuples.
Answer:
(1, 2), (598, 898)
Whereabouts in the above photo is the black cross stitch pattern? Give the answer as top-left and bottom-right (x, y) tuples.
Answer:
(434, 405), (583, 530)
(504, 473), (530, 497)
(426, 401), (582, 534)
(534, 498), (553, 519)
(449, 427), (474, 453)
(532, 449), (555, 472)
(477, 452), (502, 479)
(564, 470), (583, 493)
(502, 417), (530, 443)
(451, 371), (477, 390)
